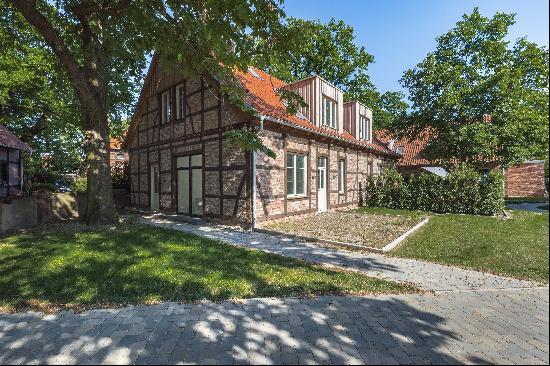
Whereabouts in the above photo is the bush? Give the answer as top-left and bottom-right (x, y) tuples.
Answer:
(363, 165), (504, 216)
(111, 161), (129, 189)
(74, 177), (87, 193)
(27, 182), (58, 193)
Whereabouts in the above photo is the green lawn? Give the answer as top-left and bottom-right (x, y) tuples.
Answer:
(360, 208), (549, 283)
(0, 220), (413, 312)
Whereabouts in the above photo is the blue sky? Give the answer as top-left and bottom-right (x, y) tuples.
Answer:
(281, 0), (549, 94)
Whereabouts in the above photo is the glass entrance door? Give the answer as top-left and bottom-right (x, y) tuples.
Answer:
(176, 154), (203, 215)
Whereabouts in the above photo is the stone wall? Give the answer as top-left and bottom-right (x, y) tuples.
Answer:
(33, 191), (82, 224)
(0, 197), (37, 232)
(505, 162), (546, 198)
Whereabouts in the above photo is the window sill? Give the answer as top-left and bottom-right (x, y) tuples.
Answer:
(287, 194), (308, 200)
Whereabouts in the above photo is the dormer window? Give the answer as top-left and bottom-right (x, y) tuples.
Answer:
(161, 90), (171, 124)
(359, 115), (370, 140)
(322, 96), (337, 129)
(396, 146), (404, 155)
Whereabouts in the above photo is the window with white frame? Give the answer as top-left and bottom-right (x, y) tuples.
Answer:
(359, 115), (370, 140)
(338, 159), (345, 193)
(176, 83), (185, 120)
(161, 90), (171, 124)
(286, 153), (307, 196)
(367, 161), (373, 176)
(115, 151), (126, 160)
(322, 96), (337, 129)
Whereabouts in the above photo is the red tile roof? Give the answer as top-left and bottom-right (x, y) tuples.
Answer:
(234, 66), (398, 157)
(110, 137), (123, 150)
(0, 125), (31, 151)
(375, 129), (431, 166)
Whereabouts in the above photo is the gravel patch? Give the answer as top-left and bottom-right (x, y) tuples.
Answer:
(262, 211), (427, 249)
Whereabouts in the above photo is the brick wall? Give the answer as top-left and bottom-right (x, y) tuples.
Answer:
(505, 162), (546, 198)
(254, 127), (388, 223)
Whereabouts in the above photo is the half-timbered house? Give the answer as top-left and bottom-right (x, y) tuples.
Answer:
(125, 57), (399, 226)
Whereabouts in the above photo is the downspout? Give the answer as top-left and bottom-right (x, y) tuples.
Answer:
(251, 116), (265, 230)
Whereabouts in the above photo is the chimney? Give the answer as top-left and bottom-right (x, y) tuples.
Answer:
(387, 139), (395, 151)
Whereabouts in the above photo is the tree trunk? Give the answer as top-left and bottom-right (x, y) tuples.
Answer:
(9, 0), (119, 225)
(82, 108), (118, 225)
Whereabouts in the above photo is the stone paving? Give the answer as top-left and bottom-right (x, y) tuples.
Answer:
(0, 289), (548, 365)
(1, 215), (548, 365)
(140, 215), (544, 292)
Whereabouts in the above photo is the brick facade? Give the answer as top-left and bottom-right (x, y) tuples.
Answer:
(128, 60), (252, 224)
(254, 129), (388, 222)
(127, 59), (396, 225)
(505, 161), (546, 198)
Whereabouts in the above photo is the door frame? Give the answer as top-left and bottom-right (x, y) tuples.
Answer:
(149, 163), (160, 211)
(317, 156), (328, 213)
(174, 151), (204, 217)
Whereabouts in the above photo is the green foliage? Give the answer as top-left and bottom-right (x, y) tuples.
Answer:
(255, 17), (408, 130)
(398, 8), (549, 166)
(363, 165), (505, 216)
(26, 182), (58, 193)
(111, 161), (129, 189)
(74, 177), (87, 194)
(226, 128), (276, 159)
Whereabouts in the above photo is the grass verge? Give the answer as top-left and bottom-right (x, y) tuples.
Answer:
(0, 220), (415, 313)
(361, 208), (549, 283)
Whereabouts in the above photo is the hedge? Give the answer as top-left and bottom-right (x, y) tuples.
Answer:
(362, 165), (505, 216)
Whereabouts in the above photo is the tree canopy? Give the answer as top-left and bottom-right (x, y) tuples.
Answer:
(7, 0), (291, 223)
(398, 8), (549, 166)
(254, 17), (407, 130)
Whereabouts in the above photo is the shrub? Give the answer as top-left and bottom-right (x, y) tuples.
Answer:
(363, 165), (504, 216)
(74, 177), (87, 193)
(111, 161), (129, 189)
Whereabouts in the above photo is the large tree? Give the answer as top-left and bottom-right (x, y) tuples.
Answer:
(398, 8), (549, 166)
(7, 0), (289, 224)
(255, 17), (407, 130)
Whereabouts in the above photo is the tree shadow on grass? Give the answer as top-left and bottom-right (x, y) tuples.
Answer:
(0, 222), (408, 312)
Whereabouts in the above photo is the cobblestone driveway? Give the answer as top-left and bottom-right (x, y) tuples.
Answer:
(1, 289), (547, 365)
(0, 215), (548, 365)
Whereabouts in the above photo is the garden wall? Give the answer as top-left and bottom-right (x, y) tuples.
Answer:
(0, 197), (37, 232)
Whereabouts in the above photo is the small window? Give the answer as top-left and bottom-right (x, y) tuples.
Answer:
(359, 115), (370, 140)
(115, 152), (126, 161)
(367, 161), (373, 176)
(161, 90), (171, 124)
(0, 163), (7, 187)
(176, 83), (185, 120)
(287, 153), (307, 196)
(396, 146), (404, 155)
(338, 159), (345, 193)
(322, 96), (337, 129)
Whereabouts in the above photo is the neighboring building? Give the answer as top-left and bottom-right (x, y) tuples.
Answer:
(125, 57), (398, 226)
(0, 125), (31, 198)
(109, 137), (128, 166)
(376, 129), (547, 198)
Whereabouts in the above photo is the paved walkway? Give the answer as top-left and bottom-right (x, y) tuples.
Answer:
(506, 202), (549, 213)
(1, 215), (548, 365)
(0, 289), (547, 365)
(140, 215), (543, 292)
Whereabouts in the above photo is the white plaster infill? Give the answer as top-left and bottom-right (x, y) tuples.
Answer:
(254, 216), (431, 254)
